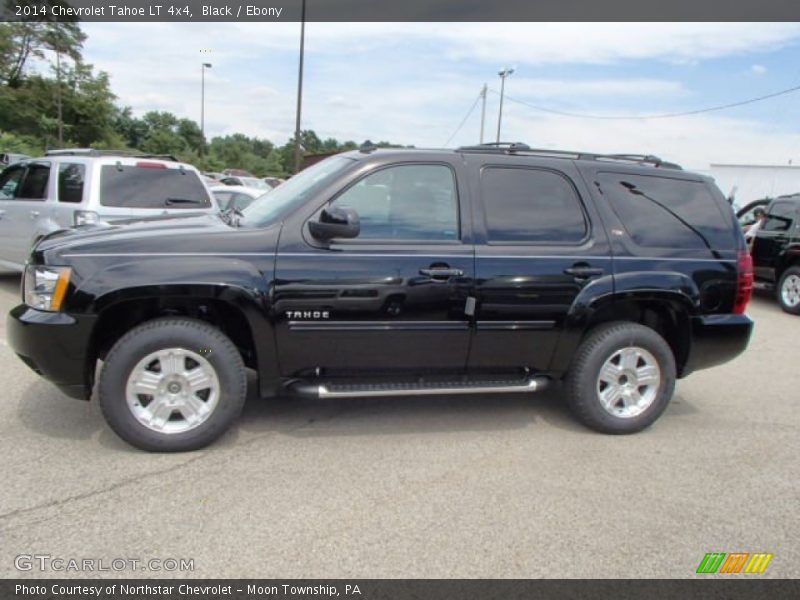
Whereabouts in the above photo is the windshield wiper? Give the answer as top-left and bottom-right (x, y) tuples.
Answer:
(165, 197), (203, 206)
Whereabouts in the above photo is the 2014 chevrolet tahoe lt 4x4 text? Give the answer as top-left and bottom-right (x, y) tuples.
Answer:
(7, 143), (754, 451)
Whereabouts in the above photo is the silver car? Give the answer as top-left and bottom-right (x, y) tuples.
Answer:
(0, 149), (219, 271)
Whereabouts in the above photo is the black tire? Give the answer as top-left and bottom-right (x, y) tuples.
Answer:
(776, 266), (800, 315)
(565, 322), (676, 434)
(98, 318), (247, 452)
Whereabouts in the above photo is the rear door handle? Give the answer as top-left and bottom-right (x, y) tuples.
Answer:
(30, 210), (40, 219)
(564, 265), (604, 278)
(0, 210), (4, 220)
(420, 267), (464, 279)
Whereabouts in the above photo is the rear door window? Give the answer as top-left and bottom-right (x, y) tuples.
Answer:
(762, 201), (795, 233)
(99, 165), (212, 209)
(58, 163), (86, 203)
(17, 163), (51, 200)
(597, 173), (732, 250)
(480, 167), (588, 243)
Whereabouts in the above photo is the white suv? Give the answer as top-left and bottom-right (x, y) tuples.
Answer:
(0, 149), (219, 270)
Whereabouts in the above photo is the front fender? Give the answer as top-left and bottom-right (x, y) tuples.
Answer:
(68, 255), (279, 396)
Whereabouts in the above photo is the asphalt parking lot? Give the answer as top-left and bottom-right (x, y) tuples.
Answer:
(0, 270), (797, 579)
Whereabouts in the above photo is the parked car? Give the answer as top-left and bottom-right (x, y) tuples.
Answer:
(219, 175), (270, 190)
(0, 152), (31, 166)
(222, 168), (254, 177)
(264, 177), (284, 189)
(7, 143), (753, 451)
(210, 185), (264, 212)
(750, 193), (800, 314)
(0, 149), (218, 271)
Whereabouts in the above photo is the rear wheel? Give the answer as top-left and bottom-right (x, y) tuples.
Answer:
(565, 322), (676, 434)
(777, 266), (800, 315)
(98, 318), (247, 451)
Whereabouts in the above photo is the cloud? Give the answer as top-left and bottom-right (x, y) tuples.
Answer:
(74, 22), (800, 169)
(751, 64), (768, 75)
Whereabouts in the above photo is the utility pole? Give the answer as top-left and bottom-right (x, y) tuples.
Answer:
(479, 83), (487, 144)
(293, 0), (307, 174)
(496, 67), (514, 143)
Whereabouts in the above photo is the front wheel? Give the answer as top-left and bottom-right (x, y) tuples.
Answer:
(565, 322), (676, 434)
(98, 318), (247, 451)
(777, 266), (800, 315)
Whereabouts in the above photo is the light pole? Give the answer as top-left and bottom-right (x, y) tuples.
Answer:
(201, 62), (212, 156)
(496, 66), (514, 143)
(293, 0), (307, 173)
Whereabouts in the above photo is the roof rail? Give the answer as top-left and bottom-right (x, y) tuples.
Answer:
(455, 142), (682, 170)
(44, 148), (179, 162)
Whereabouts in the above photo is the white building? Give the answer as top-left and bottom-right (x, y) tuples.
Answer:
(708, 164), (800, 207)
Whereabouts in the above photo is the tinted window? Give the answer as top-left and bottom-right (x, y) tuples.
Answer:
(58, 163), (85, 204)
(481, 167), (587, 243)
(0, 165), (25, 199)
(598, 173), (732, 250)
(333, 164), (459, 241)
(762, 201), (795, 232)
(17, 163), (51, 199)
(99, 165), (211, 209)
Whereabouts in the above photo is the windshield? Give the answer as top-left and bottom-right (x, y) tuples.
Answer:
(240, 156), (355, 227)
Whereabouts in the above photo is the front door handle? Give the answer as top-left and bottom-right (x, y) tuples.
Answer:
(30, 210), (40, 219)
(564, 265), (604, 278)
(420, 267), (464, 279)
(0, 210), (4, 220)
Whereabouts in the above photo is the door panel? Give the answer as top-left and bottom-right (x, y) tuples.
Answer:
(0, 162), (53, 267)
(467, 160), (611, 371)
(752, 201), (796, 282)
(273, 160), (474, 376)
(274, 249), (474, 375)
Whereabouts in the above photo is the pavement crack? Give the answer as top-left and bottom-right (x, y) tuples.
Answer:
(0, 453), (205, 523)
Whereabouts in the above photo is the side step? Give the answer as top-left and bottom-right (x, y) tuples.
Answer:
(287, 376), (549, 399)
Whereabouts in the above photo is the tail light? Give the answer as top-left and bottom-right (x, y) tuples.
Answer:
(733, 250), (754, 314)
(136, 161), (167, 169)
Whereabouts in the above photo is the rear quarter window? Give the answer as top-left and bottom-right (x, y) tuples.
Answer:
(597, 173), (734, 250)
(99, 165), (212, 209)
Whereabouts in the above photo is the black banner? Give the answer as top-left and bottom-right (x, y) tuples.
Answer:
(3, 579), (800, 600)
(2, 0), (800, 22)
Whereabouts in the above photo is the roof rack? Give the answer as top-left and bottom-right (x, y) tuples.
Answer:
(456, 142), (682, 170)
(44, 149), (179, 162)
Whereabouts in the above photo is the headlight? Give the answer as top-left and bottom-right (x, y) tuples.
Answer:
(24, 266), (72, 311)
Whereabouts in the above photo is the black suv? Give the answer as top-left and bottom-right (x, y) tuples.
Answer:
(7, 143), (754, 451)
(750, 193), (800, 314)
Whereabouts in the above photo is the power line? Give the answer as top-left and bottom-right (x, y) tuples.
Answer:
(443, 90), (483, 146)
(488, 83), (800, 120)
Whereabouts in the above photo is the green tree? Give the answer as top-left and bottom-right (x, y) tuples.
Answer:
(0, 20), (85, 88)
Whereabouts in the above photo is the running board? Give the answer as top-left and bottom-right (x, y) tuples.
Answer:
(287, 376), (549, 399)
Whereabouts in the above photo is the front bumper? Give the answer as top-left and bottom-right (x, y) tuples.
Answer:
(681, 313), (754, 377)
(7, 305), (97, 400)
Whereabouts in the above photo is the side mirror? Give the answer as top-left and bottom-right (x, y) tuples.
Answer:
(309, 206), (360, 240)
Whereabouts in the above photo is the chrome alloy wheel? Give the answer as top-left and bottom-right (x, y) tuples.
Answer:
(781, 273), (800, 308)
(596, 346), (662, 419)
(126, 348), (220, 434)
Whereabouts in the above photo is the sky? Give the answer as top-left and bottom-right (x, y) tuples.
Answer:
(78, 22), (800, 170)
